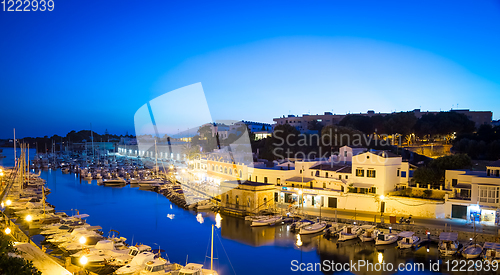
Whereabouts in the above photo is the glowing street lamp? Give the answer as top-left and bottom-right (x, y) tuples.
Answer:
(25, 215), (32, 222)
(4, 227), (11, 235)
(6, 200), (11, 206)
(80, 255), (88, 265)
(79, 236), (87, 245)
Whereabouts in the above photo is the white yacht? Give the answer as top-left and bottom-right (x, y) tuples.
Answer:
(114, 251), (155, 275)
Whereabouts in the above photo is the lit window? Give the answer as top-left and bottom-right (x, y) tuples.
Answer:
(367, 170), (376, 178)
(356, 169), (364, 177)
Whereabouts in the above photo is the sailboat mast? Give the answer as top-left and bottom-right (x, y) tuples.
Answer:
(13, 128), (16, 166)
(155, 139), (158, 175)
(211, 224), (214, 272)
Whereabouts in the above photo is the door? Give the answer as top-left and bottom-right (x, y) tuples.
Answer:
(328, 197), (337, 208)
(451, 204), (467, 219)
(381, 202), (386, 213)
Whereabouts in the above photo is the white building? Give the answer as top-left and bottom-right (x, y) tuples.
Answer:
(444, 160), (500, 225)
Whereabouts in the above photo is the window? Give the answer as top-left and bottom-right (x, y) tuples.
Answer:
(346, 175), (348, 179)
(220, 166), (223, 172)
(452, 179), (458, 187)
(226, 194), (229, 203)
(239, 170), (242, 178)
(323, 183), (326, 188)
(497, 170), (500, 177)
(338, 175), (342, 180)
(212, 165), (215, 171)
(397, 169), (400, 177)
(479, 186), (499, 203)
(255, 176), (258, 182)
(401, 171), (407, 178)
(300, 170), (302, 174)
(487, 169), (491, 176)
(344, 151), (347, 157)
(248, 175), (252, 181)
(229, 169), (232, 175)
(367, 169), (376, 178)
(341, 186), (344, 192)
(224, 167), (228, 174)
(277, 178), (281, 185)
(264, 177), (268, 183)
(370, 187), (377, 193)
(326, 172), (328, 178)
(311, 171), (313, 176)
(247, 198), (250, 207)
(356, 169), (364, 177)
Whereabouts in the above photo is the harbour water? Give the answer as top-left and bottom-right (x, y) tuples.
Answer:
(0, 147), (480, 274)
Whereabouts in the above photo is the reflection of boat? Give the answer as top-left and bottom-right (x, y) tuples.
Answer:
(397, 231), (419, 249)
(375, 232), (398, 245)
(462, 243), (483, 259)
(299, 221), (327, 235)
(250, 216), (282, 227)
(338, 225), (361, 241)
(358, 225), (377, 242)
(438, 232), (459, 256)
(483, 242), (500, 262)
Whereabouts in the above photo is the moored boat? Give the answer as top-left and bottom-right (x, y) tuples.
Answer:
(397, 231), (420, 249)
(299, 221), (327, 235)
(438, 232), (459, 256)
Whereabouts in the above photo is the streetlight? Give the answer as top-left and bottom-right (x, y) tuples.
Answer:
(25, 215), (32, 241)
(4, 227), (11, 235)
(298, 190), (303, 212)
(6, 200), (11, 206)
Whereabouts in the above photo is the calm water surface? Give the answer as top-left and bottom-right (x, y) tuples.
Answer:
(1, 148), (456, 274)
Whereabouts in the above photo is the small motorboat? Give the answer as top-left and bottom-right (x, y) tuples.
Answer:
(324, 222), (344, 238)
(114, 251), (155, 275)
(251, 216), (283, 227)
(174, 263), (217, 275)
(397, 231), (420, 249)
(338, 225), (361, 241)
(138, 257), (183, 274)
(438, 232), (459, 256)
(483, 242), (500, 262)
(299, 221), (327, 235)
(103, 177), (127, 186)
(290, 219), (313, 233)
(196, 201), (215, 211)
(462, 243), (483, 259)
(358, 225), (377, 242)
(375, 232), (398, 245)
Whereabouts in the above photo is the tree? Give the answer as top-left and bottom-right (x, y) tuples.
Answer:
(307, 120), (323, 132)
(0, 235), (41, 275)
(382, 112), (417, 137)
(412, 154), (471, 188)
(339, 115), (373, 134)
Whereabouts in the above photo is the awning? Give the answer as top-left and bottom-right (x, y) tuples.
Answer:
(453, 183), (471, 189)
(352, 183), (374, 188)
(286, 176), (314, 183)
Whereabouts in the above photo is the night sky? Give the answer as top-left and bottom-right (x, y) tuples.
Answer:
(1, 0), (500, 138)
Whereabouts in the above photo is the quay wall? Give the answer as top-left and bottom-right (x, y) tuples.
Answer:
(336, 194), (445, 219)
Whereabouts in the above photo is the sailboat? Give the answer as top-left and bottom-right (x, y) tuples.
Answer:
(177, 224), (219, 275)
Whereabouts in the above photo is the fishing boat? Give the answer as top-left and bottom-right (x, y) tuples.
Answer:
(290, 219), (313, 233)
(483, 242), (500, 262)
(338, 225), (361, 241)
(138, 258), (182, 274)
(299, 221), (327, 235)
(462, 243), (483, 259)
(438, 232), (459, 256)
(250, 216), (283, 227)
(358, 225), (377, 242)
(397, 231), (420, 249)
(375, 232), (398, 245)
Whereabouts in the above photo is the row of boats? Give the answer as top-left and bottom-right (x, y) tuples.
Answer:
(246, 214), (500, 262)
(2, 165), (218, 275)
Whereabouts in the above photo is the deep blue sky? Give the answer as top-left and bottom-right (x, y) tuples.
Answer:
(1, 0), (500, 138)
